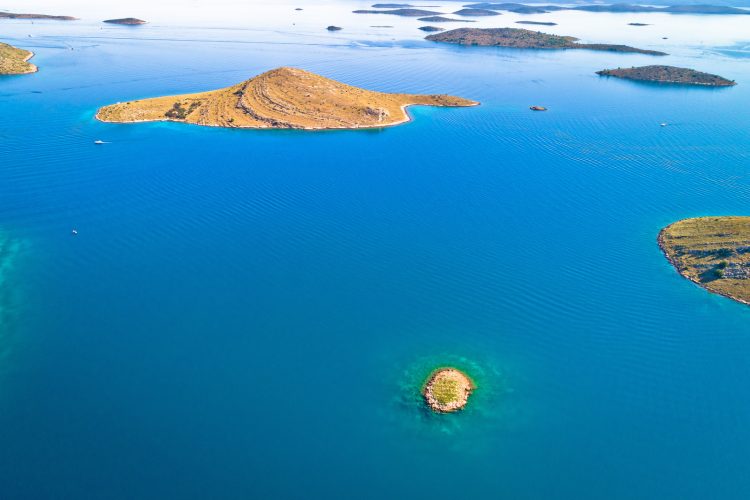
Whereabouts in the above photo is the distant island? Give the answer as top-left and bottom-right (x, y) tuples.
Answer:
(516, 20), (557, 26)
(597, 66), (736, 86)
(353, 8), (442, 16)
(327, 25), (343, 31)
(372, 3), (413, 6)
(462, 3), (750, 15)
(417, 16), (475, 22)
(453, 8), (501, 16)
(0, 12), (77, 20)
(659, 217), (750, 305)
(426, 28), (667, 55)
(419, 26), (444, 32)
(103, 18), (147, 25)
(0, 42), (37, 75)
(422, 368), (475, 413)
(628, 22), (650, 26)
(96, 67), (478, 130)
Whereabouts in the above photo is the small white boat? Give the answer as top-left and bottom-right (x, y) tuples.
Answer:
(94, 140), (107, 144)
(71, 229), (78, 236)
(660, 123), (668, 127)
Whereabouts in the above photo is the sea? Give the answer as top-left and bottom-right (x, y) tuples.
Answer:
(1, 1), (750, 498)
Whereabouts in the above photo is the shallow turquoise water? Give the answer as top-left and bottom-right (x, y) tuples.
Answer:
(2, 6), (750, 498)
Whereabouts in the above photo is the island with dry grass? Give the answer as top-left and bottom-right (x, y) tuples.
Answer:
(422, 368), (475, 413)
(659, 217), (750, 305)
(597, 66), (736, 86)
(426, 27), (667, 55)
(0, 42), (37, 75)
(96, 67), (478, 130)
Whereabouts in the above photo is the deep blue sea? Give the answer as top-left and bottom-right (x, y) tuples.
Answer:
(2, 3), (750, 498)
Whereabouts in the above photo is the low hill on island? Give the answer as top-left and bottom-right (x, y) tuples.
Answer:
(659, 217), (750, 305)
(96, 67), (478, 130)
(103, 18), (147, 25)
(425, 28), (667, 55)
(0, 12), (76, 20)
(0, 42), (37, 75)
(597, 66), (736, 86)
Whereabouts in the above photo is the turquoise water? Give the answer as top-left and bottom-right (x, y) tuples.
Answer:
(2, 4), (750, 498)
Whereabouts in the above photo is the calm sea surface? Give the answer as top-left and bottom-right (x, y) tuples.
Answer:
(2, 1), (750, 498)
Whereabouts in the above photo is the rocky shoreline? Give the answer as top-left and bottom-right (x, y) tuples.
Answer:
(658, 217), (750, 306)
(96, 67), (478, 130)
(422, 368), (475, 413)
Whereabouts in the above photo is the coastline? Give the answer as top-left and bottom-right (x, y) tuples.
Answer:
(95, 100), (480, 131)
(422, 367), (476, 413)
(657, 220), (750, 307)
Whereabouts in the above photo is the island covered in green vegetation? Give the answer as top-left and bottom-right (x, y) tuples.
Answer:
(463, 3), (750, 15)
(597, 65), (736, 86)
(422, 368), (475, 413)
(418, 16), (475, 22)
(0, 12), (76, 20)
(353, 8), (442, 16)
(659, 217), (750, 305)
(453, 8), (501, 16)
(103, 18), (147, 25)
(516, 20), (557, 26)
(0, 42), (37, 75)
(426, 28), (667, 55)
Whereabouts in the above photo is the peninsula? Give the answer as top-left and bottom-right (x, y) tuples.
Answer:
(425, 28), (667, 55)
(0, 12), (76, 20)
(103, 18), (147, 25)
(423, 368), (475, 413)
(0, 42), (37, 75)
(96, 67), (478, 130)
(659, 217), (750, 305)
(597, 66), (736, 86)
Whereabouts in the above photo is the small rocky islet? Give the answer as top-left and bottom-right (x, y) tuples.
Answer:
(96, 67), (478, 130)
(422, 368), (475, 413)
(425, 28), (667, 55)
(597, 66), (736, 86)
(659, 217), (750, 305)
(0, 42), (37, 75)
(103, 18), (147, 25)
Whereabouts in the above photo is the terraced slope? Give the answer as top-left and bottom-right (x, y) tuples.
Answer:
(97, 67), (478, 130)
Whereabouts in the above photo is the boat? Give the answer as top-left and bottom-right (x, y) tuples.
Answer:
(71, 229), (78, 236)
(660, 123), (668, 127)
(530, 106), (547, 111)
(94, 140), (107, 144)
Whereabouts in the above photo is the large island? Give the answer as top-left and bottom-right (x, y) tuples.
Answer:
(597, 66), (736, 86)
(0, 12), (76, 20)
(0, 42), (37, 75)
(96, 67), (478, 130)
(425, 28), (667, 55)
(659, 217), (750, 305)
